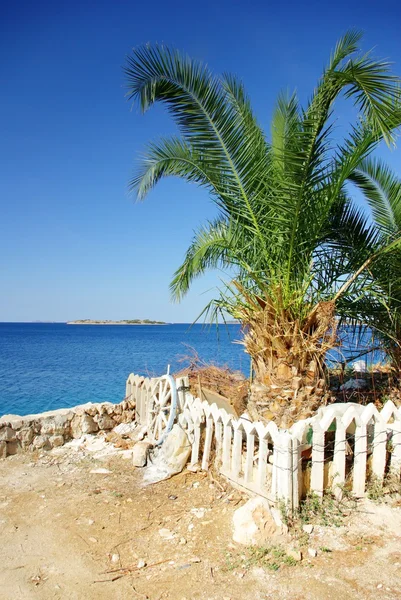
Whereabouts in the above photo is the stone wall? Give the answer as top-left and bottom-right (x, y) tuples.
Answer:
(0, 398), (136, 459)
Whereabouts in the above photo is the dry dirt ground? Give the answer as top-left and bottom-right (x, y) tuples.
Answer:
(1, 439), (401, 600)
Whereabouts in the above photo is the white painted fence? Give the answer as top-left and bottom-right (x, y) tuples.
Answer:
(126, 373), (401, 511)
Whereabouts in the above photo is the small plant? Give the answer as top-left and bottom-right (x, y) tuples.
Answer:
(297, 490), (354, 528)
(319, 546), (332, 553)
(367, 472), (401, 502)
(223, 544), (298, 573)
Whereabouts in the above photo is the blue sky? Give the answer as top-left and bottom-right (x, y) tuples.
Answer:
(1, 0), (400, 322)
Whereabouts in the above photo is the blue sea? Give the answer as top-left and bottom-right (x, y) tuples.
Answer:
(0, 323), (249, 417)
(0, 322), (385, 418)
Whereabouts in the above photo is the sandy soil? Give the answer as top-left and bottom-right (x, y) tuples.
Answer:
(1, 440), (401, 600)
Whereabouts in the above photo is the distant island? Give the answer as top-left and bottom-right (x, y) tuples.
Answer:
(67, 319), (167, 325)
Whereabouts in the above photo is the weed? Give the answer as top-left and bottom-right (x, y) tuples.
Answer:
(319, 546), (332, 553)
(298, 492), (348, 527)
(223, 544), (298, 573)
(366, 472), (401, 503)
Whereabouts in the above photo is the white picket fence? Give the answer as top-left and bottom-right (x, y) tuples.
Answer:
(126, 373), (401, 511)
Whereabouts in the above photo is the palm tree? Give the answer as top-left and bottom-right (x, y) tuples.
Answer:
(125, 31), (401, 426)
(347, 159), (401, 373)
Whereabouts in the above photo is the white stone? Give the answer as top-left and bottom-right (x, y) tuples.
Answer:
(137, 559), (146, 568)
(132, 442), (151, 467)
(90, 468), (111, 474)
(303, 524), (314, 534)
(33, 435), (50, 449)
(339, 379), (367, 392)
(191, 508), (206, 519)
(232, 497), (281, 546)
(80, 414), (99, 434)
(96, 415), (115, 430)
(287, 548), (302, 562)
(113, 422), (136, 437)
(158, 528), (175, 540)
(158, 424), (191, 475)
(308, 548), (317, 557)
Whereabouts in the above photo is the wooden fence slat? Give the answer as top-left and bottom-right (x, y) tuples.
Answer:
(291, 438), (302, 511)
(390, 420), (401, 473)
(257, 437), (268, 491)
(353, 424), (367, 497)
(333, 420), (346, 498)
(232, 427), (243, 479)
(310, 423), (325, 498)
(201, 417), (214, 471)
(222, 423), (232, 472)
(244, 432), (255, 484)
(372, 419), (387, 482)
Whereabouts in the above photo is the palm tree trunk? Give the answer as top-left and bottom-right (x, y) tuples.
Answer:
(244, 300), (337, 428)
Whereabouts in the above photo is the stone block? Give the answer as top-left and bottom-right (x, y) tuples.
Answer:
(233, 497), (282, 546)
(49, 435), (65, 447)
(16, 428), (34, 444)
(95, 415), (115, 430)
(81, 414), (98, 434)
(6, 441), (20, 455)
(0, 441), (7, 458)
(33, 435), (51, 450)
(0, 427), (16, 442)
(132, 441), (152, 467)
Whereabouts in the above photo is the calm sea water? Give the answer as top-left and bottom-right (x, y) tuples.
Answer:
(0, 323), (249, 417)
(0, 322), (384, 418)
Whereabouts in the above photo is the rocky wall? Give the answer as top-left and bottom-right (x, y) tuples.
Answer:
(0, 399), (136, 458)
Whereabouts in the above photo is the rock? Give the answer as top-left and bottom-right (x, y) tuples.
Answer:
(232, 497), (282, 546)
(113, 422), (136, 437)
(308, 548), (317, 557)
(95, 415), (115, 430)
(132, 441), (152, 467)
(6, 441), (19, 455)
(0, 441), (7, 458)
(32, 435), (50, 449)
(179, 537), (187, 545)
(287, 548), (302, 562)
(158, 528), (175, 540)
(190, 556), (201, 563)
(157, 424), (191, 476)
(50, 435), (64, 447)
(303, 524), (314, 534)
(111, 553), (120, 563)
(340, 379), (367, 392)
(191, 508), (206, 519)
(0, 427), (16, 442)
(90, 468), (112, 474)
(81, 415), (99, 434)
(137, 559), (146, 568)
(88, 537), (98, 543)
(16, 428), (34, 444)
(130, 424), (147, 442)
(41, 413), (72, 435)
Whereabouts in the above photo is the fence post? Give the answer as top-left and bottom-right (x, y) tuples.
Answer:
(291, 437), (301, 511)
(353, 423), (367, 497)
(201, 415), (214, 471)
(372, 418), (387, 482)
(333, 419), (346, 499)
(222, 420), (232, 472)
(310, 422), (325, 498)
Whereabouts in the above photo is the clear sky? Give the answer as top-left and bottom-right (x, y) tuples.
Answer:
(1, 0), (400, 322)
